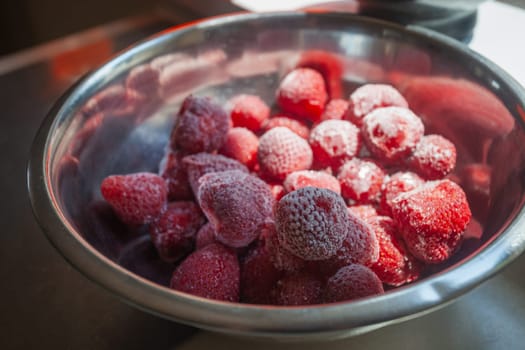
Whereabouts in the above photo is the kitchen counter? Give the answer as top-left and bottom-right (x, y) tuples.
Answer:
(0, 1), (523, 349)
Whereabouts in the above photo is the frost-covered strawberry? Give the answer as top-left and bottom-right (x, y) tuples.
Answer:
(258, 127), (313, 181)
(276, 68), (328, 122)
(100, 172), (167, 225)
(275, 187), (350, 260)
(391, 179), (471, 263)
(198, 170), (274, 248)
(170, 243), (240, 302)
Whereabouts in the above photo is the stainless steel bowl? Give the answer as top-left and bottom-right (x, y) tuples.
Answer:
(28, 12), (525, 340)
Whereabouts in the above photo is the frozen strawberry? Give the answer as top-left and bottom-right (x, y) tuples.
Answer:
(258, 127), (313, 180)
(149, 201), (205, 262)
(369, 216), (421, 286)
(283, 170), (340, 194)
(240, 244), (282, 304)
(320, 99), (349, 121)
(198, 170), (275, 248)
(309, 120), (361, 170)
(219, 127), (259, 169)
(391, 179), (472, 263)
(182, 153), (248, 195)
(125, 64), (160, 97)
(297, 50), (344, 98)
(346, 84), (408, 127)
(318, 212), (380, 274)
(227, 94), (270, 132)
(409, 135), (456, 180)
(260, 223), (305, 273)
(262, 115), (310, 139)
(273, 272), (323, 306)
(324, 264), (384, 303)
(159, 150), (193, 200)
(170, 95), (229, 154)
(361, 106), (424, 163)
(275, 187), (349, 260)
(347, 205), (378, 222)
(338, 212), (380, 266)
(276, 68), (328, 122)
(267, 182), (286, 201)
(380, 171), (424, 216)
(100, 172), (167, 226)
(195, 222), (217, 250)
(170, 243), (240, 302)
(337, 158), (385, 204)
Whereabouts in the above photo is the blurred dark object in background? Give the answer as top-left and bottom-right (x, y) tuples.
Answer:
(0, 0), (160, 56)
(0, 0), (523, 56)
(302, 0), (485, 42)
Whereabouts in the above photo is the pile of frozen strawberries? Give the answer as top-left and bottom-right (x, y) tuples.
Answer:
(100, 66), (472, 305)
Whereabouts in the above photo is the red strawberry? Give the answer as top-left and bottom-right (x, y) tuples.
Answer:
(391, 179), (471, 263)
(170, 95), (229, 154)
(297, 50), (344, 98)
(219, 127), (259, 169)
(347, 205), (378, 222)
(260, 223), (306, 273)
(170, 243), (240, 302)
(361, 107), (424, 164)
(408, 134), (456, 180)
(320, 99), (349, 121)
(159, 150), (193, 201)
(338, 158), (385, 204)
(380, 171), (424, 216)
(346, 84), (408, 127)
(262, 115), (310, 140)
(228, 94), (270, 132)
(369, 216), (422, 286)
(309, 120), (361, 171)
(324, 264), (384, 302)
(195, 222), (217, 250)
(198, 170), (275, 248)
(275, 187), (349, 260)
(258, 127), (313, 181)
(100, 172), (167, 225)
(182, 153), (248, 196)
(149, 201), (205, 262)
(267, 182), (286, 201)
(240, 244), (282, 304)
(276, 68), (328, 122)
(317, 212), (380, 274)
(283, 170), (341, 195)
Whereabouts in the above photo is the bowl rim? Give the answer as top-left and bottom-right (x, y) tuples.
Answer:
(27, 11), (525, 336)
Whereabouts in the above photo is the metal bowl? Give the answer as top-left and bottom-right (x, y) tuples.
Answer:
(28, 12), (525, 340)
